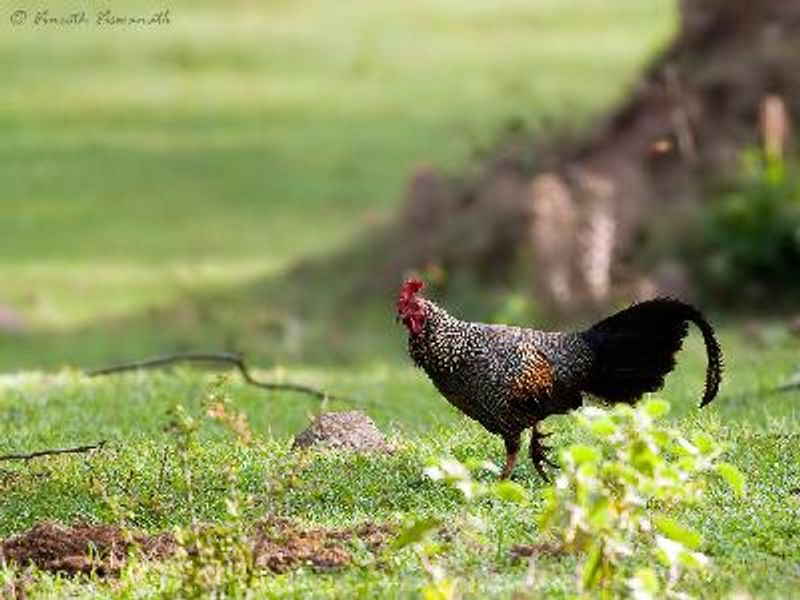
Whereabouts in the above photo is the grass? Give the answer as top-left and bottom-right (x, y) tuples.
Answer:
(1, 330), (799, 597)
(0, 0), (674, 369)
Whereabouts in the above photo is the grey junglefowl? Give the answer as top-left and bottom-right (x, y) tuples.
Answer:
(396, 278), (723, 480)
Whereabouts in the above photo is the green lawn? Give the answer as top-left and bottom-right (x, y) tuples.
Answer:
(0, 0), (674, 369)
(1, 329), (798, 597)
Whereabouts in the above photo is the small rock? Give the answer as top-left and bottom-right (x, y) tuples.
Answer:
(292, 411), (393, 453)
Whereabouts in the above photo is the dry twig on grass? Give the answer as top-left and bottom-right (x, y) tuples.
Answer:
(86, 351), (346, 403)
(0, 441), (106, 462)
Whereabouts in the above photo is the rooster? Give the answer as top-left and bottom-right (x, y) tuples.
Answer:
(396, 279), (723, 480)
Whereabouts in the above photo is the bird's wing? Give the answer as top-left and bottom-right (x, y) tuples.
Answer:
(507, 341), (555, 402)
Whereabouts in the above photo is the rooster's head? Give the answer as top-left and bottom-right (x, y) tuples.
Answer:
(396, 278), (428, 336)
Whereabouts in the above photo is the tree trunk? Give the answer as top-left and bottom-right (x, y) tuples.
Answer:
(395, 0), (799, 315)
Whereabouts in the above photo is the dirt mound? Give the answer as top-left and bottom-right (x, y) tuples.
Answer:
(250, 517), (392, 573)
(292, 411), (393, 453)
(0, 518), (393, 577)
(0, 521), (176, 576)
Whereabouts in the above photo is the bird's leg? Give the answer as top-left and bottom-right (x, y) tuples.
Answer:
(529, 423), (558, 482)
(500, 434), (521, 480)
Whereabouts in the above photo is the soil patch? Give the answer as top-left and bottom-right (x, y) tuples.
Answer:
(250, 517), (392, 573)
(0, 518), (393, 577)
(293, 411), (394, 453)
(0, 521), (176, 576)
(509, 541), (566, 562)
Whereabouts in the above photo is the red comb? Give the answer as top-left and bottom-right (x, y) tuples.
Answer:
(400, 278), (424, 298)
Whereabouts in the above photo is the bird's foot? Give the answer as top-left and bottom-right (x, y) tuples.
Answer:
(529, 427), (558, 482)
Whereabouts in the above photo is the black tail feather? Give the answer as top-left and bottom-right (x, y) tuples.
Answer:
(581, 298), (723, 407)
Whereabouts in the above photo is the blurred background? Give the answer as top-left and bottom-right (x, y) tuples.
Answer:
(1, 0), (798, 372)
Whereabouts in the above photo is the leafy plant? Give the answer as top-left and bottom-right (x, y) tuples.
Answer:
(165, 403), (202, 525)
(172, 499), (255, 598)
(392, 457), (530, 599)
(424, 457), (530, 505)
(699, 149), (800, 298)
(539, 399), (744, 598)
(169, 376), (257, 597)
